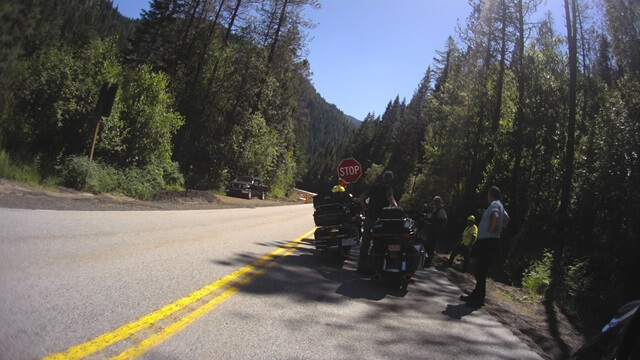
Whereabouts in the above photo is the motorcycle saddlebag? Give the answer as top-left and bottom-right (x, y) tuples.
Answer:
(313, 192), (352, 208)
(372, 207), (416, 241)
(313, 203), (352, 226)
(378, 206), (407, 220)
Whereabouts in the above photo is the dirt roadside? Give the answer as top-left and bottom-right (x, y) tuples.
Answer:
(0, 179), (307, 211)
(432, 254), (588, 360)
(0, 179), (589, 359)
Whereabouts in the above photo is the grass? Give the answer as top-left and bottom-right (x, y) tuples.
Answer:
(499, 289), (534, 304)
(522, 250), (553, 300)
(0, 150), (42, 186)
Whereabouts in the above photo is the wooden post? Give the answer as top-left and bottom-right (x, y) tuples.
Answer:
(88, 82), (118, 183)
(86, 117), (102, 181)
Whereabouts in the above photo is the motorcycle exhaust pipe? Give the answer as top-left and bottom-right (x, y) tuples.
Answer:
(402, 274), (412, 282)
(372, 272), (382, 281)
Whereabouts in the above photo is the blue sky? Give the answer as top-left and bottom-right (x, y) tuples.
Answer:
(114, 1), (566, 120)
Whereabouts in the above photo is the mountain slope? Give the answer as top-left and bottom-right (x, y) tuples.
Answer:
(295, 77), (357, 158)
(346, 115), (361, 128)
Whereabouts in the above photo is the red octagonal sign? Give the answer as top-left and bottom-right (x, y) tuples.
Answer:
(337, 158), (362, 184)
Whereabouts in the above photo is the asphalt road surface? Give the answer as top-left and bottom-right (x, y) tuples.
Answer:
(0, 205), (542, 359)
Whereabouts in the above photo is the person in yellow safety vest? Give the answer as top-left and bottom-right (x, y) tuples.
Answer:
(445, 215), (478, 272)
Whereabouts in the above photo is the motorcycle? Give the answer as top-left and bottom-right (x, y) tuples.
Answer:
(312, 192), (363, 258)
(369, 206), (425, 290)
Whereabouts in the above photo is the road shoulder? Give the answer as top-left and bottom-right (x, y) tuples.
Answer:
(433, 254), (587, 360)
(0, 179), (304, 211)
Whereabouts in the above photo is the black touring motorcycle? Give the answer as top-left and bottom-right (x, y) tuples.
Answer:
(312, 192), (363, 258)
(368, 206), (427, 290)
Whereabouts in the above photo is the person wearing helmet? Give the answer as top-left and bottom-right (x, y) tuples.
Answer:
(332, 184), (345, 193)
(445, 215), (478, 272)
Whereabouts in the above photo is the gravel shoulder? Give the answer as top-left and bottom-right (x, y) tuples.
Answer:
(0, 178), (588, 359)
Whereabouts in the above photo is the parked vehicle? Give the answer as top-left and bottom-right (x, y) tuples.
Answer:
(226, 176), (268, 200)
(569, 300), (640, 360)
(369, 206), (425, 290)
(312, 192), (363, 258)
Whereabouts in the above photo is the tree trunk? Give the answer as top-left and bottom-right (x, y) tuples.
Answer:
(190, 0), (226, 96)
(559, 0), (578, 230)
(510, 0), (526, 229)
(223, 0), (242, 45)
(253, 0), (289, 114)
(492, 0), (508, 133)
(267, 0), (288, 67)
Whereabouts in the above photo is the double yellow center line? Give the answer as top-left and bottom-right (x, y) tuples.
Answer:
(44, 229), (315, 360)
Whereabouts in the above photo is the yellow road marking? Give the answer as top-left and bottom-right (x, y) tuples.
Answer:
(44, 229), (314, 360)
(110, 246), (300, 360)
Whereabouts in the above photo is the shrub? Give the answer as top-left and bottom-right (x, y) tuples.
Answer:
(56, 155), (181, 199)
(57, 155), (118, 193)
(522, 250), (553, 298)
(0, 150), (41, 185)
(116, 164), (164, 200)
(560, 258), (593, 316)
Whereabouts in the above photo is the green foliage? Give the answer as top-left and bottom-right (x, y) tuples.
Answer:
(522, 250), (553, 299)
(99, 65), (184, 168)
(361, 163), (385, 189)
(399, 173), (431, 211)
(296, 76), (356, 158)
(268, 150), (297, 197)
(56, 155), (182, 199)
(0, 150), (41, 185)
(57, 155), (117, 192)
(560, 259), (592, 315)
(6, 38), (122, 168)
(230, 113), (279, 179)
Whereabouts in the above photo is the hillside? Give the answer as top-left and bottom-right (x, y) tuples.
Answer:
(345, 115), (361, 128)
(296, 77), (357, 158)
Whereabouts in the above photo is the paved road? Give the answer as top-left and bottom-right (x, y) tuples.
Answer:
(0, 205), (542, 359)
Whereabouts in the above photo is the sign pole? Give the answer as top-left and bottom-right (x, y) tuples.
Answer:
(85, 117), (102, 181)
(87, 82), (118, 183)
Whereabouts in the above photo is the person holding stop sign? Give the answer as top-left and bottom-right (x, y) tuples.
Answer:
(357, 171), (398, 274)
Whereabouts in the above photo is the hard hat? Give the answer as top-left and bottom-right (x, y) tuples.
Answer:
(332, 185), (346, 193)
(467, 215), (475, 222)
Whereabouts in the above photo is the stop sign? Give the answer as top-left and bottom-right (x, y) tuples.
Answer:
(337, 158), (362, 183)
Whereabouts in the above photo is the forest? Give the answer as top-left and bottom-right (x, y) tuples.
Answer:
(0, 0), (639, 333)
(0, 0), (354, 198)
(308, 0), (639, 331)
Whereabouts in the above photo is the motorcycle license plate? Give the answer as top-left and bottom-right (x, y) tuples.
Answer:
(388, 244), (401, 252)
(342, 238), (356, 246)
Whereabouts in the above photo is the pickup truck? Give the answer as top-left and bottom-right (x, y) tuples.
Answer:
(226, 176), (268, 200)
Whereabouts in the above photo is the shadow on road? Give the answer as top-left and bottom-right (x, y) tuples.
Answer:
(200, 236), (542, 359)
(442, 303), (479, 320)
(214, 237), (416, 302)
